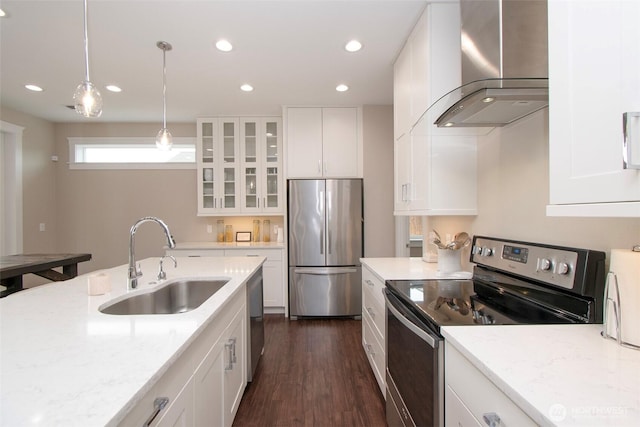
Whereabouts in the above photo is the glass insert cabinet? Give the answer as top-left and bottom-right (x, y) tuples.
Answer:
(197, 117), (283, 215)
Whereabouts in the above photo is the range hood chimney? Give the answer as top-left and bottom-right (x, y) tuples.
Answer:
(433, 0), (548, 128)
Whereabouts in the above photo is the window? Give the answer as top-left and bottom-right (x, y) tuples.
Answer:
(68, 137), (196, 169)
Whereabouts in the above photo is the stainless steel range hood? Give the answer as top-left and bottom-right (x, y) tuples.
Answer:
(433, 0), (548, 128)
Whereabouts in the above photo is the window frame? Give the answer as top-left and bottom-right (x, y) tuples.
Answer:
(68, 137), (197, 170)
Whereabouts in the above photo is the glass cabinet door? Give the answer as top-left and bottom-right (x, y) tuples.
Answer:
(264, 120), (280, 210)
(242, 120), (259, 210)
(198, 120), (217, 211)
(221, 120), (238, 210)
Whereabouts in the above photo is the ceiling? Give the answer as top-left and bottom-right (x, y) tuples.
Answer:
(0, 0), (427, 124)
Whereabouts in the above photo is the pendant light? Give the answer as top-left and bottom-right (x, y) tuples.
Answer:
(156, 41), (173, 150)
(73, 0), (102, 118)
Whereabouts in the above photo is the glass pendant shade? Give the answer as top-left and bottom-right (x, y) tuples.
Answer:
(74, 81), (103, 118)
(74, 0), (102, 118)
(156, 41), (173, 150)
(156, 128), (173, 150)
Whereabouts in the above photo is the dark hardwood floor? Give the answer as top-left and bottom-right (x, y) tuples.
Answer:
(233, 315), (387, 427)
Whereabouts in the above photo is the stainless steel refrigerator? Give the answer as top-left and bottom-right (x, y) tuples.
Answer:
(288, 179), (363, 318)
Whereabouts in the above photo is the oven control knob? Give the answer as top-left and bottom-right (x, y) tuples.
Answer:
(480, 247), (493, 257)
(539, 258), (552, 271)
(557, 262), (570, 275)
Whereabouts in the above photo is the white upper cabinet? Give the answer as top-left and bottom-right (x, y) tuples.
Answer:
(285, 106), (363, 178)
(393, 2), (477, 216)
(240, 117), (283, 214)
(393, 45), (411, 141)
(197, 117), (283, 216)
(547, 0), (640, 217)
(197, 118), (240, 215)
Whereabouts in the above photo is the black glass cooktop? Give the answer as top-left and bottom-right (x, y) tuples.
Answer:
(385, 274), (586, 333)
(386, 279), (518, 331)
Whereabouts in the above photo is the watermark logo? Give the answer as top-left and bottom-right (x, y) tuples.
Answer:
(549, 404), (567, 422)
(549, 403), (628, 423)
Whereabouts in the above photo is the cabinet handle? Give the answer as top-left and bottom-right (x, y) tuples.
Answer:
(623, 112), (640, 169)
(143, 397), (169, 427)
(318, 159), (321, 174)
(225, 338), (237, 371)
(482, 412), (501, 427)
(366, 306), (375, 319)
(365, 279), (375, 287)
(365, 343), (375, 357)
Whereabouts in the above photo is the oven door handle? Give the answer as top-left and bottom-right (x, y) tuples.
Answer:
(384, 291), (439, 348)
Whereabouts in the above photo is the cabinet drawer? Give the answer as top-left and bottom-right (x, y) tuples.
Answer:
(362, 313), (385, 396)
(445, 385), (481, 427)
(117, 347), (193, 427)
(445, 343), (537, 427)
(362, 283), (385, 340)
(166, 249), (225, 257)
(226, 248), (282, 261)
(362, 266), (385, 307)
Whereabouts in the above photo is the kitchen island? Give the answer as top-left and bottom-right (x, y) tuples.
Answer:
(0, 255), (264, 426)
(443, 324), (640, 426)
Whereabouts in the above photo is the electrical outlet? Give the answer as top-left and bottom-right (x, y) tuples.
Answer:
(206, 224), (213, 234)
(39, 223), (46, 232)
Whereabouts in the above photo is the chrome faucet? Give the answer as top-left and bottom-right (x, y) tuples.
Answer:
(157, 255), (177, 281)
(128, 216), (176, 290)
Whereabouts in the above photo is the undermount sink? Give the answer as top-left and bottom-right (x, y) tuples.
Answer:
(99, 279), (229, 315)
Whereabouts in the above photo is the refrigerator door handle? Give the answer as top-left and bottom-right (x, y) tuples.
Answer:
(326, 191), (332, 254)
(319, 190), (325, 255)
(294, 267), (359, 275)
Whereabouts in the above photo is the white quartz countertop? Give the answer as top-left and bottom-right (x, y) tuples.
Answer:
(360, 257), (472, 281)
(0, 256), (265, 427)
(442, 324), (640, 426)
(171, 241), (284, 250)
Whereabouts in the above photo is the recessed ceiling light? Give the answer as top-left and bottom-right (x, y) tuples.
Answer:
(345, 40), (363, 52)
(25, 84), (43, 92)
(0, 9), (6, 18)
(105, 85), (122, 93)
(215, 39), (233, 52)
(336, 84), (349, 92)
(240, 84), (254, 92)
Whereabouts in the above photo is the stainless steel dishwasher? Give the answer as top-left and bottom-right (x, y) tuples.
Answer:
(246, 267), (264, 381)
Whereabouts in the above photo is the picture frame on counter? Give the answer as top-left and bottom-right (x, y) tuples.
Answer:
(236, 232), (251, 242)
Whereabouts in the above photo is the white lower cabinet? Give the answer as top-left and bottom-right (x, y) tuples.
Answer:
(230, 249), (284, 308)
(445, 342), (536, 427)
(194, 302), (245, 427)
(118, 288), (247, 427)
(156, 377), (195, 427)
(445, 385), (481, 427)
(361, 264), (386, 397)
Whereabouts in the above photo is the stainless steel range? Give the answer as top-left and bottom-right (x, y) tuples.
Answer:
(384, 236), (606, 427)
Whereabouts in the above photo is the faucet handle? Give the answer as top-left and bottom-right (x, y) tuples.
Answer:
(135, 262), (143, 277)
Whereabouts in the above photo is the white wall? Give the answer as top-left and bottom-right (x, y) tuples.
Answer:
(362, 105), (395, 257)
(426, 109), (640, 268)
